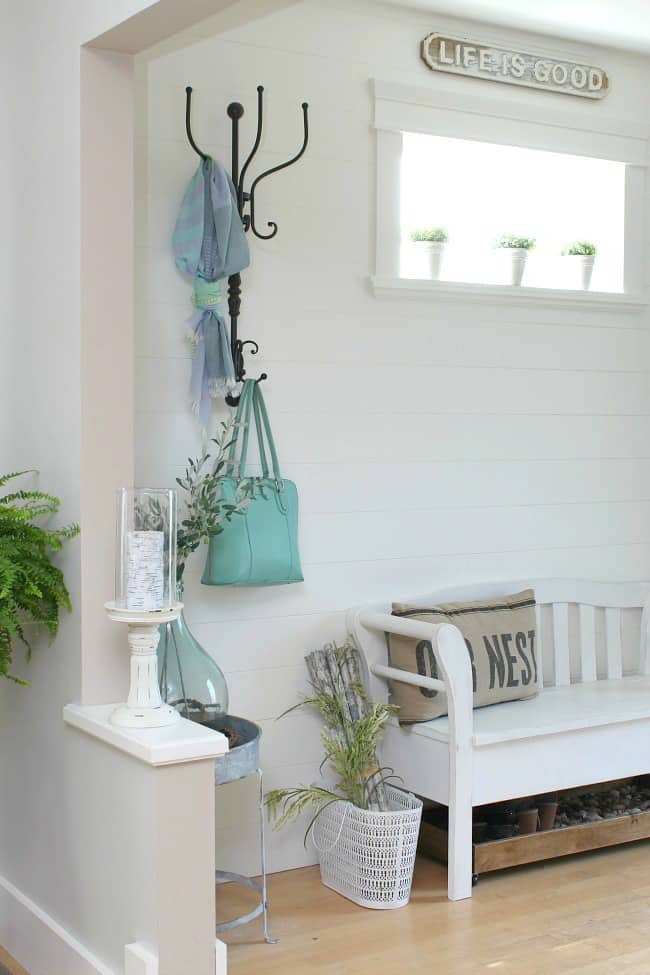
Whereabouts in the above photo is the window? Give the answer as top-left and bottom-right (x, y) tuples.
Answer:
(400, 133), (626, 293)
(373, 80), (648, 304)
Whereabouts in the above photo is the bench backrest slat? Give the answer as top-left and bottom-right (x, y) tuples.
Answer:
(641, 600), (650, 676)
(348, 579), (650, 700)
(552, 603), (571, 687)
(605, 608), (623, 679)
(535, 602), (544, 691)
(578, 604), (597, 683)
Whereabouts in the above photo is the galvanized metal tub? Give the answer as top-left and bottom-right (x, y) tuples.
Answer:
(207, 714), (261, 785)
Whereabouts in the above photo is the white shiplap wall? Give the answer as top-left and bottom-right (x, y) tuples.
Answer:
(135, 0), (650, 873)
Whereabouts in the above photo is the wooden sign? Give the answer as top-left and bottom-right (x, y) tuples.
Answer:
(421, 34), (609, 99)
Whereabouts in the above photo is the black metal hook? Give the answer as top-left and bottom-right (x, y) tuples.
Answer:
(240, 341), (268, 387)
(225, 337), (267, 408)
(248, 101), (309, 240)
(183, 84), (309, 405)
(185, 87), (208, 160)
(237, 86), (264, 218)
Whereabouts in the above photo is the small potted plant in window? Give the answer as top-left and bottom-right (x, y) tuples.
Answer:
(562, 240), (597, 290)
(495, 234), (536, 286)
(409, 226), (449, 280)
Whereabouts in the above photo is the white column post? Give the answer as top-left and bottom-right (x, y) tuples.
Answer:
(155, 760), (219, 975)
(63, 705), (229, 973)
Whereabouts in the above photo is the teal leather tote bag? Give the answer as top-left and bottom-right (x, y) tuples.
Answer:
(202, 380), (304, 586)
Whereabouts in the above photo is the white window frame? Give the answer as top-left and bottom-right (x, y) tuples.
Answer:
(373, 79), (649, 310)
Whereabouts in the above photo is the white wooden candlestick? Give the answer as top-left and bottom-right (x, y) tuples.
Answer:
(106, 601), (183, 728)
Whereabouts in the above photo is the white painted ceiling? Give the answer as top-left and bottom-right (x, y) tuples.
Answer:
(386, 0), (650, 55)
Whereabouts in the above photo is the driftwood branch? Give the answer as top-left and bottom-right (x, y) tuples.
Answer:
(305, 640), (389, 811)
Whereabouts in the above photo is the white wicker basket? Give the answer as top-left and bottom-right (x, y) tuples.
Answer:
(312, 786), (423, 909)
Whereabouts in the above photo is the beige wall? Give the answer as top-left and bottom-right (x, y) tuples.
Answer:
(0, 6), (151, 965)
(0, 1), (291, 971)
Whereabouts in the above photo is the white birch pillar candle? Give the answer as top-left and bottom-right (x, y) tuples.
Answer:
(108, 488), (181, 728)
(126, 530), (164, 610)
(114, 488), (177, 611)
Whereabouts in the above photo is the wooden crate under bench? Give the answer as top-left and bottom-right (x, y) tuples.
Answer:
(419, 777), (650, 878)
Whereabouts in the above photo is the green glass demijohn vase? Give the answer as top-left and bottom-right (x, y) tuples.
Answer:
(157, 583), (229, 724)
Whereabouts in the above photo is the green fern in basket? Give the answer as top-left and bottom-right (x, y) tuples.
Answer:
(265, 641), (398, 839)
(0, 471), (79, 683)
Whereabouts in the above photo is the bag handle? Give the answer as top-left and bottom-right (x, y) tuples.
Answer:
(252, 383), (282, 483)
(225, 379), (255, 477)
(236, 381), (256, 478)
(226, 381), (282, 483)
(252, 388), (270, 479)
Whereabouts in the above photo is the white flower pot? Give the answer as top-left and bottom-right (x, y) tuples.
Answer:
(505, 248), (529, 286)
(565, 254), (595, 290)
(416, 240), (446, 280)
(312, 786), (422, 909)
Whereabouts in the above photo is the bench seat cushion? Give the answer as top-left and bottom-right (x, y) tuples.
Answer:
(406, 676), (650, 747)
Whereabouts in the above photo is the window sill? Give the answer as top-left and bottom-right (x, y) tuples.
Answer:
(371, 276), (647, 312)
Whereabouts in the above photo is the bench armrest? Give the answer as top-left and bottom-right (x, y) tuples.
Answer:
(355, 610), (474, 744)
(371, 663), (445, 695)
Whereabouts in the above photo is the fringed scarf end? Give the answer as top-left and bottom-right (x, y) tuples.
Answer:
(208, 377), (237, 398)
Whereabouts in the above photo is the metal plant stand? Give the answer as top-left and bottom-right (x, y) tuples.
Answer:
(215, 769), (276, 944)
(210, 715), (277, 945)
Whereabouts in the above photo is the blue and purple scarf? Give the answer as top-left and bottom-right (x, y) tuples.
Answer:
(173, 158), (250, 426)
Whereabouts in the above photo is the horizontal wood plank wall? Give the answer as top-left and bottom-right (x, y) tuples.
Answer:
(134, 0), (650, 874)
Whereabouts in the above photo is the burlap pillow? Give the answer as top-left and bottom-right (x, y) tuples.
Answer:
(388, 590), (538, 723)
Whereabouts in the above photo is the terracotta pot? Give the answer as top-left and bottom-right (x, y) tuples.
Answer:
(517, 808), (539, 835)
(538, 802), (559, 831)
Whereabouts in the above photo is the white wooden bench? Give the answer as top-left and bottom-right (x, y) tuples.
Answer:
(348, 579), (650, 901)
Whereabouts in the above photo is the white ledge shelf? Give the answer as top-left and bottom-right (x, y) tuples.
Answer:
(64, 703), (228, 767)
(371, 276), (648, 312)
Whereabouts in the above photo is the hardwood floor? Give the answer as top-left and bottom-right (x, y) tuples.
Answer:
(4, 845), (649, 974)
(0, 946), (28, 975)
(219, 843), (650, 974)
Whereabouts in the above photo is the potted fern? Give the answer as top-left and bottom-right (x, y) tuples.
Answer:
(0, 471), (79, 684)
(266, 641), (422, 909)
(496, 234), (536, 286)
(562, 240), (597, 290)
(409, 226), (448, 280)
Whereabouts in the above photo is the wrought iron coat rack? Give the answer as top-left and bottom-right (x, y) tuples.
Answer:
(184, 85), (309, 406)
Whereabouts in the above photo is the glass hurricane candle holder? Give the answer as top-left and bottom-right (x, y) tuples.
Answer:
(107, 488), (182, 728)
(114, 488), (177, 611)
